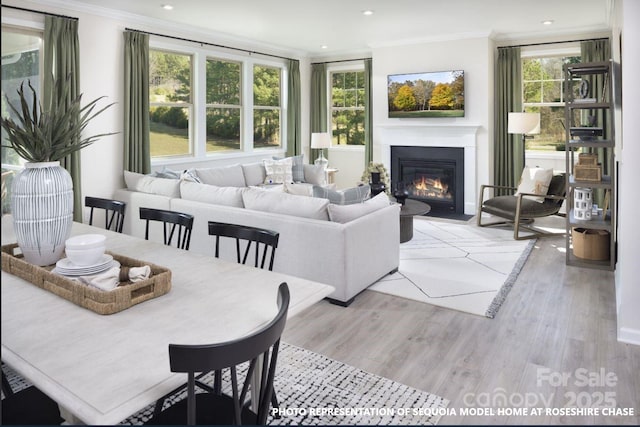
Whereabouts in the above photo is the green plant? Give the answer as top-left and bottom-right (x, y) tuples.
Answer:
(1, 74), (116, 163)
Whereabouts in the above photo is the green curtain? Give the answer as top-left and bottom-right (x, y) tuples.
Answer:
(44, 16), (82, 221)
(364, 58), (373, 168)
(286, 59), (301, 157)
(123, 31), (151, 174)
(310, 63), (327, 163)
(581, 39), (611, 205)
(494, 46), (522, 195)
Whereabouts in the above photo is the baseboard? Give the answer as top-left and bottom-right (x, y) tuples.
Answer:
(618, 327), (640, 346)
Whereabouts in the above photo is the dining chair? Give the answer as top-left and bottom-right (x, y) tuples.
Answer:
(1, 366), (64, 425)
(139, 207), (194, 250)
(147, 282), (290, 425)
(85, 196), (126, 233)
(208, 221), (280, 271)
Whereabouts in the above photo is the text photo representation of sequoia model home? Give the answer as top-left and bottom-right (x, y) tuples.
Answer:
(1, 0), (639, 425)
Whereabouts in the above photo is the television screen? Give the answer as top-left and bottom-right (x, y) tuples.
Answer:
(388, 70), (464, 118)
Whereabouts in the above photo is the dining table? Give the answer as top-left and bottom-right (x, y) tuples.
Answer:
(1, 216), (334, 425)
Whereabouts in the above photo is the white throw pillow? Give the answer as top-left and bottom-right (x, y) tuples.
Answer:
(515, 166), (553, 203)
(263, 158), (293, 184)
(273, 155), (305, 182)
(180, 181), (246, 208)
(242, 187), (329, 220)
(303, 164), (326, 185)
(284, 182), (314, 197)
(241, 162), (267, 187)
(195, 164), (246, 187)
(327, 192), (390, 223)
(124, 170), (181, 198)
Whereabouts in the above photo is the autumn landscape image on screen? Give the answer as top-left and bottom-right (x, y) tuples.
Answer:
(388, 70), (464, 118)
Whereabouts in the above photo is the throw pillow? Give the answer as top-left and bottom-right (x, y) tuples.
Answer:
(241, 162), (267, 186)
(195, 164), (246, 187)
(242, 187), (329, 221)
(151, 166), (181, 179)
(181, 168), (201, 183)
(263, 158), (293, 184)
(273, 155), (304, 182)
(303, 164), (326, 185)
(313, 185), (371, 205)
(284, 182), (314, 197)
(124, 170), (181, 198)
(327, 192), (390, 223)
(180, 181), (245, 208)
(515, 166), (553, 203)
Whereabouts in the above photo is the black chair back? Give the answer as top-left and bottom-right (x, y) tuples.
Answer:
(208, 221), (279, 271)
(85, 196), (126, 233)
(150, 283), (290, 426)
(140, 207), (194, 250)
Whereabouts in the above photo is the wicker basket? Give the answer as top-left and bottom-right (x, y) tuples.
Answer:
(578, 153), (599, 165)
(574, 164), (602, 182)
(1, 243), (172, 315)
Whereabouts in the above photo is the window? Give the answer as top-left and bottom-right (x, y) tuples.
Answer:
(1, 26), (43, 214)
(522, 52), (581, 152)
(206, 58), (242, 152)
(253, 65), (281, 149)
(149, 43), (286, 163)
(330, 70), (365, 146)
(149, 50), (192, 157)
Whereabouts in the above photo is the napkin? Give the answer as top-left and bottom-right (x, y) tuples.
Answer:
(77, 265), (151, 291)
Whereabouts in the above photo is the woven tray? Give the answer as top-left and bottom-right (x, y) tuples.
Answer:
(1, 243), (172, 315)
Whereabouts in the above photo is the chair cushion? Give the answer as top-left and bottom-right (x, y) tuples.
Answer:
(482, 195), (561, 220)
(515, 166), (553, 203)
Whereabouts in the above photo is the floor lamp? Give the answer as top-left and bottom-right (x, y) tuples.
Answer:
(508, 112), (540, 169)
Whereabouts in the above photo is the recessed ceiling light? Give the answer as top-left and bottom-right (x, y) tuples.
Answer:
(321, 45), (328, 49)
(542, 20), (554, 25)
(162, 4), (173, 10)
(362, 10), (374, 16)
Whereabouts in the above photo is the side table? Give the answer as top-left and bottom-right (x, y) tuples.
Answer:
(396, 199), (431, 243)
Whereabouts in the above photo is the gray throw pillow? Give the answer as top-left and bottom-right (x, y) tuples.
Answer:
(273, 155), (304, 182)
(313, 185), (371, 205)
(151, 166), (181, 179)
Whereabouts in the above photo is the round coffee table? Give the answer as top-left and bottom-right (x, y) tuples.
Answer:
(397, 199), (431, 243)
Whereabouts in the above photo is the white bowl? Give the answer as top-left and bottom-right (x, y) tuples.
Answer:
(65, 234), (106, 251)
(65, 246), (106, 267)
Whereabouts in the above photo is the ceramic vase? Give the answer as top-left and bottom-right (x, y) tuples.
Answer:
(11, 161), (74, 266)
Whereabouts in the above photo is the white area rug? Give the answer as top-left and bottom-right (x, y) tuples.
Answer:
(370, 217), (535, 318)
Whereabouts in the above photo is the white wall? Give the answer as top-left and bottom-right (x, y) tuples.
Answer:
(615, 0), (640, 345)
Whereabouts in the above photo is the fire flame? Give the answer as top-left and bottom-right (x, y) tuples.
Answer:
(411, 176), (452, 199)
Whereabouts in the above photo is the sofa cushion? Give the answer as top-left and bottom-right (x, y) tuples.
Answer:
(515, 166), (553, 203)
(303, 164), (326, 185)
(273, 155), (304, 182)
(195, 164), (246, 187)
(124, 171), (181, 198)
(263, 158), (293, 184)
(241, 162), (267, 187)
(313, 185), (370, 205)
(180, 181), (246, 208)
(242, 187), (329, 220)
(327, 192), (390, 223)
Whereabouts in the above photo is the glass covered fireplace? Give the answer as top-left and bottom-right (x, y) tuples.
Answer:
(391, 146), (464, 215)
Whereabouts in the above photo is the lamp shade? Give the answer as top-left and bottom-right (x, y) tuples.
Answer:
(311, 132), (331, 149)
(508, 112), (540, 135)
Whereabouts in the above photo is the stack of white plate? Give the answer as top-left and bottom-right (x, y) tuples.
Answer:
(53, 254), (118, 276)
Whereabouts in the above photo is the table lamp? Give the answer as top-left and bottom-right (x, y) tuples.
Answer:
(508, 112), (540, 168)
(311, 132), (331, 168)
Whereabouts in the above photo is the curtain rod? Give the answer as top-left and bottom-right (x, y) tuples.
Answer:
(497, 37), (609, 49)
(311, 57), (372, 65)
(1, 4), (78, 21)
(125, 28), (297, 62)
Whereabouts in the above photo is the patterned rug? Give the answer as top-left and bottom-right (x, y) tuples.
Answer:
(371, 217), (536, 318)
(3, 343), (449, 425)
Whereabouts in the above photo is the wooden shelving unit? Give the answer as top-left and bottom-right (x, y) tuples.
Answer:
(564, 61), (616, 270)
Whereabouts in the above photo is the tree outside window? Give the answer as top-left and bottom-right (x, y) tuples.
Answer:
(331, 71), (365, 146)
(253, 65), (281, 149)
(522, 55), (581, 152)
(149, 50), (192, 157)
(206, 58), (241, 152)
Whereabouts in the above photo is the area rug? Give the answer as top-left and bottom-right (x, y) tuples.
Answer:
(370, 217), (536, 318)
(3, 344), (449, 425)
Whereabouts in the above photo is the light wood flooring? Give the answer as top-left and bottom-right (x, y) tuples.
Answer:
(283, 218), (640, 425)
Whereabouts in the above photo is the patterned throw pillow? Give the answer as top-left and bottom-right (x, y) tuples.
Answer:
(263, 158), (293, 184)
(515, 166), (553, 203)
(313, 185), (371, 205)
(273, 155), (305, 182)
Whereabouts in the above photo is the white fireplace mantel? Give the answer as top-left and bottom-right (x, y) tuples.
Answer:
(377, 124), (481, 215)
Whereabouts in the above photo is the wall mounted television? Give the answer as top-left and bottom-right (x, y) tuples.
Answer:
(388, 70), (464, 118)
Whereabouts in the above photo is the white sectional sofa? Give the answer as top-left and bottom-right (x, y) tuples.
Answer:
(113, 161), (400, 306)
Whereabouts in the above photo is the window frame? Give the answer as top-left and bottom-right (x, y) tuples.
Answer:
(149, 38), (288, 167)
(326, 63), (365, 151)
